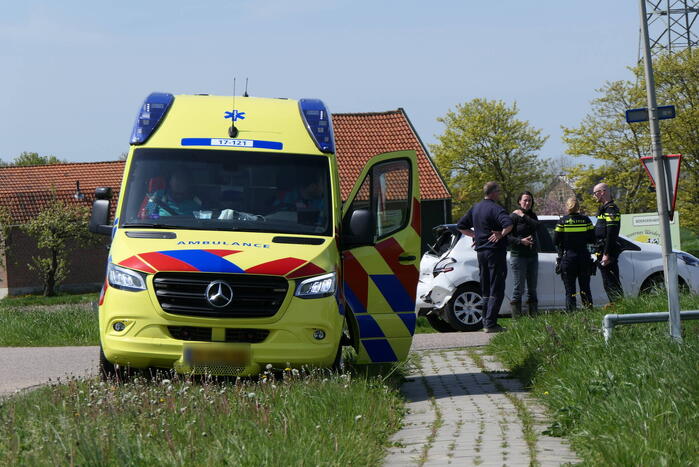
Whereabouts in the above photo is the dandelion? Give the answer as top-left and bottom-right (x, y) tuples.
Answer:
(285, 367), (291, 372)
(544, 391), (549, 396)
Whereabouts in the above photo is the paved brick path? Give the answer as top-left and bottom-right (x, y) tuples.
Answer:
(384, 347), (579, 466)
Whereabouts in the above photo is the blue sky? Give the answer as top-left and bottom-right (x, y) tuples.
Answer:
(1, 1), (640, 163)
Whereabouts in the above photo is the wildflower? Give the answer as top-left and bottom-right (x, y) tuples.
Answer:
(266, 364), (273, 370)
(544, 391), (549, 396)
(355, 415), (362, 422)
(247, 392), (256, 398)
(291, 369), (299, 376)
(161, 379), (171, 386)
(285, 367), (291, 372)
(315, 425), (321, 429)
(179, 407), (186, 413)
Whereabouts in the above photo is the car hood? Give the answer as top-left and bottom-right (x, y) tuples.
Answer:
(108, 229), (334, 278)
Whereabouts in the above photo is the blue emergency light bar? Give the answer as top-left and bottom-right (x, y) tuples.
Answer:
(130, 92), (175, 145)
(299, 98), (335, 153)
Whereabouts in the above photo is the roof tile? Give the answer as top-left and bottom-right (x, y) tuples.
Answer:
(0, 110), (450, 223)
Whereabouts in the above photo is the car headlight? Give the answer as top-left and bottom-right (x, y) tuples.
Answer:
(295, 272), (336, 299)
(678, 252), (699, 267)
(108, 263), (147, 291)
(433, 257), (456, 275)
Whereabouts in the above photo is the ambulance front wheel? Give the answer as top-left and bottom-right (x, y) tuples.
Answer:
(99, 344), (131, 382)
(332, 342), (345, 372)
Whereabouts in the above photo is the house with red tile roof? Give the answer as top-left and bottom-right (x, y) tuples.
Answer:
(0, 109), (450, 296)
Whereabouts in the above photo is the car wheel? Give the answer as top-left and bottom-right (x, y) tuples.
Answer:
(332, 341), (345, 372)
(99, 345), (131, 382)
(444, 283), (484, 332)
(426, 313), (457, 333)
(640, 273), (688, 295)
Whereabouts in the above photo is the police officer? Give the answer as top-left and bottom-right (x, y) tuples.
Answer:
(554, 197), (595, 311)
(593, 182), (624, 302)
(457, 181), (513, 333)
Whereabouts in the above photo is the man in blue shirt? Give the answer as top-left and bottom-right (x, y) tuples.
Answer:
(457, 182), (513, 333)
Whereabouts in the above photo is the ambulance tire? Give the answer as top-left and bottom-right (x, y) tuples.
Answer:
(99, 345), (131, 382)
(332, 341), (345, 372)
(426, 313), (457, 333)
(444, 283), (484, 332)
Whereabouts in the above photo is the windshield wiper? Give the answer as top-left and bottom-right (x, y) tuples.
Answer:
(122, 223), (177, 229)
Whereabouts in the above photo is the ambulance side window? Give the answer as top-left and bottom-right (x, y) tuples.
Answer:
(374, 160), (410, 239)
(343, 159), (410, 245)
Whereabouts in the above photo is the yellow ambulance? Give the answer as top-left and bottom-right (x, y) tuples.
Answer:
(89, 92), (421, 377)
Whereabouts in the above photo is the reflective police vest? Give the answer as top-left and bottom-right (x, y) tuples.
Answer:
(595, 201), (621, 256)
(554, 214), (595, 254)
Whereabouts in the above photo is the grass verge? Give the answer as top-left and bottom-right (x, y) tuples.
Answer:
(415, 316), (438, 334)
(0, 306), (99, 347)
(486, 293), (699, 465)
(0, 367), (405, 466)
(1, 293), (98, 307)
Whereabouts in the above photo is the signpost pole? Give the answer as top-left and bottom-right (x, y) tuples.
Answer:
(638, 0), (682, 341)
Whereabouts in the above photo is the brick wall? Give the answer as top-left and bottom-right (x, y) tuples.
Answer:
(0, 227), (108, 297)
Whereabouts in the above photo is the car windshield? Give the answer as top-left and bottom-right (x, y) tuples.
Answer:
(119, 148), (332, 236)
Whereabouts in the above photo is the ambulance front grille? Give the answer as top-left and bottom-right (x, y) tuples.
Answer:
(154, 273), (288, 318)
(167, 326), (270, 343)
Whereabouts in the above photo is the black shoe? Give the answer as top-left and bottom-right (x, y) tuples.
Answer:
(483, 324), (507, 333)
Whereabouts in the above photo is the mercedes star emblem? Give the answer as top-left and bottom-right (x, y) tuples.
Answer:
(205, 280), (234, 308)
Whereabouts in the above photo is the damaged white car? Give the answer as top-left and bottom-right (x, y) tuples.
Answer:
(417, 218), (699, 332)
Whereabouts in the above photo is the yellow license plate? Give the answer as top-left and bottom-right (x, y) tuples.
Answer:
(183, 344), (251, 366)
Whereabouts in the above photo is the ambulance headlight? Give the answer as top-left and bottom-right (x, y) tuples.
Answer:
(108, 263), (147, 292)
(295, 272), (336, 299)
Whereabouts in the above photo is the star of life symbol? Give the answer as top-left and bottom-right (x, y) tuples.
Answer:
(224, 109), (246, 121)
(205, 280), (234, 308)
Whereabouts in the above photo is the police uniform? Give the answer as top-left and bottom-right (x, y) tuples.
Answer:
(595, 200), (624, 302)
(554, 213), (595, 311)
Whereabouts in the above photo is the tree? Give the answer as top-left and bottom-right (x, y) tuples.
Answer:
(431, 99), (547, 216)
(563, 49), (699, 232)
(9, 152), (66, 166)
(22, 195), (96, 296)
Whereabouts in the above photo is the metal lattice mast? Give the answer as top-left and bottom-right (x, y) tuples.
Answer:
(643, 0), (699, 55)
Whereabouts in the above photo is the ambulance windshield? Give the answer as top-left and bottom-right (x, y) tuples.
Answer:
(120, 148), (332, 236)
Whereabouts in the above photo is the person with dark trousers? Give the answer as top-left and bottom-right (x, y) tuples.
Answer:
(593, 182), (624, 303)
(554, 197), (596, 312)
(508, 191), (540, 317)
(457, 182), (513, 333)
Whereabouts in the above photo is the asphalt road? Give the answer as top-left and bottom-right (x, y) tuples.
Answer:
(0, 332), (493, 396)
(0, 346), (99, 396)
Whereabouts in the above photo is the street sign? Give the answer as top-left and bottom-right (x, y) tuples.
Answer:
(640, 154), (682, 220)
(626, 105), (676, 123)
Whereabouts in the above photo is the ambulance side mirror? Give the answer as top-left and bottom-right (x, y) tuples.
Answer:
(89, 187), (113, 236)
(342, 209), (372, 246)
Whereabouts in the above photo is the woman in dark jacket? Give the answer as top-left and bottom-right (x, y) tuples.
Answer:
(508, 191), (540, 317)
